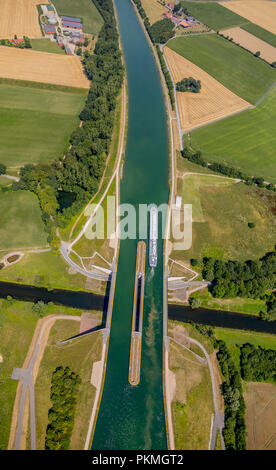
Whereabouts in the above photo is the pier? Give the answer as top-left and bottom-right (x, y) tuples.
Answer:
(128, 241), (146, 386)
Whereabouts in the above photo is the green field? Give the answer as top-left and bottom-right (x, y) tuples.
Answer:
(30, 38), (65, 54)
(0, 84), (86, 168)
(0, 299), (84, 450)
(168, 35), (275, 104)
(241, 23), (276, 48)
(53, 0), (104, 34)
(190, 87), (276, 183)
(214, 327), (276, 351)
(0, 191), (48, 251)
(181, 1), (249, 30)
(172, 175), (276, 261)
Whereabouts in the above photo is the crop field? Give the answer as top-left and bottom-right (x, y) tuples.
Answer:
(53, 0), (104, 35)
(0, 84), (86, 167)
(141, 0), (168, 24)
(164, 47), (250, 132)
(171, 176), (276, 261)
(245, 382), (276, 449)
(220, 1), (276, 35)
(0, 191), (47, 251)
(168, 35), (275, 104)
(242, 22), (276, 48)
(221, 27), (276, 64)
(0, 47), (90, 89)
(30, 38), (65, 54)
(189, 86), (276, 183)
(181, 1), (248, 30)
(0, 0), (46, 39)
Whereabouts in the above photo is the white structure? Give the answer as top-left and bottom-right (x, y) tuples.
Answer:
(175, 196), (182, 210)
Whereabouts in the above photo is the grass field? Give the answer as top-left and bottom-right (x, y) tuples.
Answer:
(35, 319), (102, 449)
(181, 1), (249, 30)
(189, 86), (276, 183)
(0, 299), (83, 450)
(53, 0), (104, 35)
(171, 175), (276, 261)
(214, 327), (276, 351)
(0, 83), (86, 167)
(168, 34), (275, 104)
(0, 191), (47, 251)
(30, 39), (65, 55)
(242, 22), (276, 48)
(169, 340), (213, 449)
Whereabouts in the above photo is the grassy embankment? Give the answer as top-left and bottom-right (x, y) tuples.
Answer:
(0, 299), (85, 450)
(168, 34), (275, 105)
(168, 320), (214, 449)
(0, 83), (86, 168)
(35, 319), (103, 449)
(53, 0), (104, 35)
(188, 87), (276, 183)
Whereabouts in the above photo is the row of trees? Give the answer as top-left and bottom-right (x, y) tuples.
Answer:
(176, 77), (201, 93)
(14, 0), (124, 246)
(240, 343), (276, 383)
(156, 45), (175, 109)
(181, 146), (276, 191)
(45, 366), (81, 450)
(202, 248), (276, 299)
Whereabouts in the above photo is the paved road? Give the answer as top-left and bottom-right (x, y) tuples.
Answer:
(11, 315), (81, 450)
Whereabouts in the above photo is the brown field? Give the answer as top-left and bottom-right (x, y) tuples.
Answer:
(0, 0), (48, 39)
(245, 381), (276, 450)
(141, 0), (172, 24)
(221, 26), (276, 63)
(164, 47), (250, 132)
(0, 46), (90, 88)
(220, 1), (276, 35)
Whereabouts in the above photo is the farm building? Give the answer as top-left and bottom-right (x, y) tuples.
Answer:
(180, 21), (189, 28)
(61, 16), (82, 23)
(48, 17), (58, 25)
(163, 12), (172, 19)
(167, 2), (174, 10)
(44, 25), (56, 35)
(171, 16), (181, 24)
(65, 45), (73, 55)
(62, 21), (83, 30)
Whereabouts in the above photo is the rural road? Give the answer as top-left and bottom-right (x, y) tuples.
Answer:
(11, 315), (81, 450)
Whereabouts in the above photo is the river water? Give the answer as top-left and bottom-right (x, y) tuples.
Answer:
(92, 0), (169, 450)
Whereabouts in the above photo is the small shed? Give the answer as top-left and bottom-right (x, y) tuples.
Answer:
(44, 25), (56, 35)
(175, 196), (182, 210)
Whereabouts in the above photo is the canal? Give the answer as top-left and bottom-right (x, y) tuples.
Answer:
(92, 0), (169, 450)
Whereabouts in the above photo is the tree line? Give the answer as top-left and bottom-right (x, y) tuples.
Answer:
(14, 0), (124, 248)
(45, 366), (81, 450)
(181, 145), (276, 191)
(202, 248), (276, 300)
(240, 343), (276, 383)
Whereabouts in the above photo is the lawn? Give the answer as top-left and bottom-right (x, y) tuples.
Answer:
(53, 0), (104, 35)
(171, 175), (276, 261)
(168, 34), (275, 104)
(0, 83), (86, 168)
(242, 22), (276, 48)
(169, 340), (214, 449)
(35, 319), (103, 449)
(0, 191), (48, 251)
(214, 327), (276, 351)
(0, 299), (84, 450)
(181, 1), (249, 30)
(30, 38), (65, 54)
(190, 87), (276, 183)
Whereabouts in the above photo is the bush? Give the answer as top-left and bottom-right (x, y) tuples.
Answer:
(176, 77), (201, 93)
(248, 222), (255, 229)
(0, 163), (6, 175)
(189, 297), (201, 309)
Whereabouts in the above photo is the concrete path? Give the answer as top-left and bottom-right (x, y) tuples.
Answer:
(11, 315), (81, 450)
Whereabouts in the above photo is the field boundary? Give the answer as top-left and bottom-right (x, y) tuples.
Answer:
(0, 76), (88, 94)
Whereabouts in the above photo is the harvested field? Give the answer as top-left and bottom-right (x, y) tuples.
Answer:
(245, 382), (276, 450)
(141, 0), (168, 24)
(220, 1), (276, 35)
(222, 26), (276, 63)
(0, 0), (47, 39)
(0, 47), (90, 89)
(164, 47), (250, 132)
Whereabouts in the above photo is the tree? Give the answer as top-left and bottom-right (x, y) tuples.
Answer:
(32, 301), (47, 317)
(248, 222), (255, 229)
(0, 163), (6, 175)
(189, 297), (201, 309)
(254, 50), (260, 57)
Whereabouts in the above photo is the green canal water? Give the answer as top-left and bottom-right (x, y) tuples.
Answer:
(92, 0), (169, 450)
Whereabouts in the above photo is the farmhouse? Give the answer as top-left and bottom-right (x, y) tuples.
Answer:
(44, 25), (56, 35)
(167, 2), (174, 10)
(61, 16), (82, 24)
(63, 21), (83, 31)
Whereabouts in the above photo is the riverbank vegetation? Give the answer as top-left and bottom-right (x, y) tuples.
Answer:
(0, 298), (84, 449)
